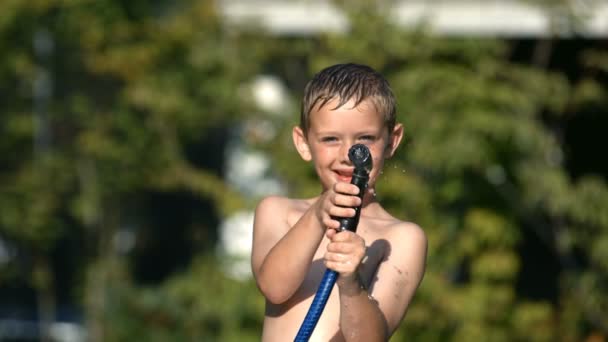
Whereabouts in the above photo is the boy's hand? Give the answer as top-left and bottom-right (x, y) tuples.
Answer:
(315, 181), (361, 230)
(324, 229), (366, 290)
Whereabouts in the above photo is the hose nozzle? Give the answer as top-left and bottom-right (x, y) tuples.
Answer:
(334, 144), (372, 233)
(348, 144), (372, 174)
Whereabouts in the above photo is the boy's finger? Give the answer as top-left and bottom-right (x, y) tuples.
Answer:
(331, 230), (357, 242)
(334, 182), (360, 195)
(327, 240), (362, 255)
(323, 217), (340, 230)
(329, 206), (357, 219)
(325, 228), (337, 238)
(334, 193), (361, 208)
(324, 251), (349, 262)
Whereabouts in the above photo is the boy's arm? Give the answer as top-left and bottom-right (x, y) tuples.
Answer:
(338, 276), (388, 341)
(367, 223), (427, 336)
(251, 196), (326, 304)
(325, 230), (388, 341)
(252, 183), (362, 304)
(331, 223), (427, 341)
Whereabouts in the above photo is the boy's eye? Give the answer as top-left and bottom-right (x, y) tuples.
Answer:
(359, 135), (376, 141)
(321, 137), (338, 143)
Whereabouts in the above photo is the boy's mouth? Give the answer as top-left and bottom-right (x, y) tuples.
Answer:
(335, 170), (353, 183)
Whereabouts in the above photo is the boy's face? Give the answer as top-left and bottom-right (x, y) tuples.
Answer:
(293, 98), (403, 192)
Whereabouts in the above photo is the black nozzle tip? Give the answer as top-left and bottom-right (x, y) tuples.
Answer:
(348, 144), (372, 172)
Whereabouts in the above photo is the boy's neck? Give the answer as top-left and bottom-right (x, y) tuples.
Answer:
(361, 189), (379, 209)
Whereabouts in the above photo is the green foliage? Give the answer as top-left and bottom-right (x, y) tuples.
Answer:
(104, 256), (264, 342)
(0, 0), (262, 339)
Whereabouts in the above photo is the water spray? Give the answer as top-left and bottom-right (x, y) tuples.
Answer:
(294, 144), (372, 341)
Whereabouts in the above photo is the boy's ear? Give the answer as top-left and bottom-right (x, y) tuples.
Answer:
(292, 126), (312, 161)
(384, 123), (404, 158)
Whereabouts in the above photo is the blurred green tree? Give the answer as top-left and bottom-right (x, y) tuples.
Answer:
(0, 0), (264, 340)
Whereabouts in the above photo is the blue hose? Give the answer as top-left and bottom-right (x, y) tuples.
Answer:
(294, 269), (338, 341)
(294, 144), (371, 341)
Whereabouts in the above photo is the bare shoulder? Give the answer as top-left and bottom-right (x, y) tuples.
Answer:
(254, 195), (309, 226)
(366, 207), (427, 251)
(381, 219), (427, 278)
(255, 195), (291, 213)
(365, 215), (427, 335)
(386, 220), (427, 251)
(251, 195), (312, 276)
(252, 196), (293, 273)
(253, 195), (316, 241)
(255, 194), (311, 211)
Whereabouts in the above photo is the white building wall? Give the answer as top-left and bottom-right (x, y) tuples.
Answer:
(219, 0), (608, 37)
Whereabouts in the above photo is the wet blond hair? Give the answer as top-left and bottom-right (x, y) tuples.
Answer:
(300, 63), (396, 134)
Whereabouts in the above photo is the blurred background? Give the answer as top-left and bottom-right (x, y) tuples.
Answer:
(1, 0), (607, 341)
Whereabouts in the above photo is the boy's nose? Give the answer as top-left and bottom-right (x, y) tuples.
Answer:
(339, 143), (352, 164)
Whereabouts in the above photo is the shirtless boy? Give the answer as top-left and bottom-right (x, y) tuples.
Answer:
(251, 63), (427, 341)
